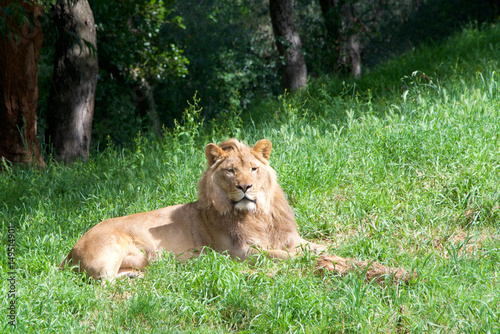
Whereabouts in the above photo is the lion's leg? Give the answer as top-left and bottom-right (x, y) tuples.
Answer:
(265, 249), (295, 259)
(86, 252), (147, 281)
(117, 248), (152, 278)
(246, 247), (295, 260)
(89, 254), (147, 282)
(116, 268), (143, 278)
(86, 253), (125, 281)
(88, 245), (153, 281)
(67, 246), (132, 281)
(294, 238), (327, 254)
(64, 256), (121, 281)
(244, 240), (326, 260)
(264, 244), (325, 259)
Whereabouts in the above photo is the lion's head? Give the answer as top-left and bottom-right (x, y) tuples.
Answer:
(198, 139), (281, 215)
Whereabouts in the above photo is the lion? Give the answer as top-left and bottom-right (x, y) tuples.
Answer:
(60, 139), (326, 281)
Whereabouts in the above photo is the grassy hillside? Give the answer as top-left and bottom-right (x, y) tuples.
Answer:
(1, 23), (499, 332)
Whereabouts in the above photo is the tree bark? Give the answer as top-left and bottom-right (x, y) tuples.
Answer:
(342, 2), (362, 78)
(0, 1), (45, 166)
(319, 0), (362, 78)
(348, 33), (362, 78)
(319, 0), (342, 47)
(269, 0), (307, 91)
(46, 0), (98, 163)
(138, 78), (162, 138)
(130, 71), (162, 138)
(319, 0), (342, 71)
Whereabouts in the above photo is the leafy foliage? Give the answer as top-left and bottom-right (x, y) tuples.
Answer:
(34, 0), (499, 150)
(160, 0), (280, 118)
(93, 0), (188, 80)
(91, 0), (189, 146)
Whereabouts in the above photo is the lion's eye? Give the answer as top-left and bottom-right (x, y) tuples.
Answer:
(251, 167), (258, 172)
(226, 168), (235, 174)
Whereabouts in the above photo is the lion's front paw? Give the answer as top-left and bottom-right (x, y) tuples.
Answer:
(309, 243), (327, 254)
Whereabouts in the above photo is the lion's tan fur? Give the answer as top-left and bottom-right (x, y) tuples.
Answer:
(60, 139), (324, 280)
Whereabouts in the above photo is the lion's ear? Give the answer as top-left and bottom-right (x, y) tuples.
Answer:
(253, 139), (272, 160)
(205, 143), (223, 165)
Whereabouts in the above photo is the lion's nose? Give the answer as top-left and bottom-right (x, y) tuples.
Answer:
(236, 184), (252, 193)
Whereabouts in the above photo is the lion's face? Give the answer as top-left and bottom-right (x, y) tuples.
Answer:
(214, 154), (263, 212)
(200, 139), (276, 214)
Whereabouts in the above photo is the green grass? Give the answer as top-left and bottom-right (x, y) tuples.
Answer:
(1, 23), (500, 333)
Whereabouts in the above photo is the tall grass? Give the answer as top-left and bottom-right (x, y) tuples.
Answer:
(1, 23), (499, 332)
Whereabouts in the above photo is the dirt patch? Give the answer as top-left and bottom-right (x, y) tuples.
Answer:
(431, 228), (496, 258)
(315, 254), (415, 284)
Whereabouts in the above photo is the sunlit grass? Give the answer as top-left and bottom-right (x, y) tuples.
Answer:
(1, 23), (499, 332)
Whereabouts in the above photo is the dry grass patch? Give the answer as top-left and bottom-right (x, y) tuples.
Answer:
(315, 254), (415, 284)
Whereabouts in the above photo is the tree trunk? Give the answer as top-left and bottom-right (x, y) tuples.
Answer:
(319, 0), (343, 47)
(319, 0), (342, 71)
(138, 78), (162, 138)
(130, 70), (162, 138)
(0, 1), (45, 166)
(269, 0), (307, 91)
(348, 33), (362, 78)
(46, 0), (98, 163)
(342, 2), (362, 78)
(319, 0), (362, 78)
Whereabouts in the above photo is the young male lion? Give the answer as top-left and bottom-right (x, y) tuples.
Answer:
(60, 139), (326, 280)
